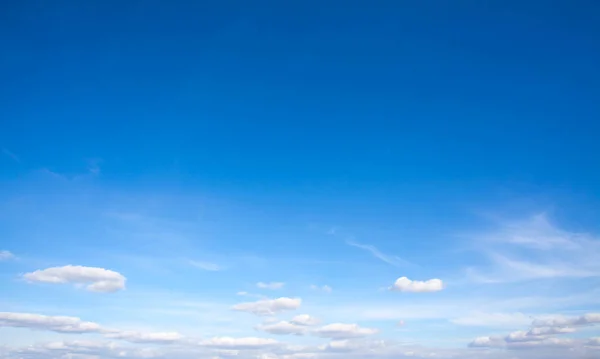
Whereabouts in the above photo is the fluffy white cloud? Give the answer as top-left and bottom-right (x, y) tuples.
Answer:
(232, 297), (301, 316)
(532, 313), (600, 327)
(313, 323), (379, 339)
(257, 282), (285, 290)
(290, 315), (320, 326)
(0, 250), (15, 260)
(0, 312), (104, 333)
(23, 265), (126, 293)
(256, 321), (306, 335)
(105, 331), (183, 344)
(200, 337), (279, 349)
(390, 277), (443, 293)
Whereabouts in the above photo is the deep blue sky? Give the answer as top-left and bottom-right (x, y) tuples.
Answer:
(1, 3), (600, 358)
(2, 1), (599, 192)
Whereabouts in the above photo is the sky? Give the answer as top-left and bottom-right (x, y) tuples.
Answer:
(1, 1), (600, 359)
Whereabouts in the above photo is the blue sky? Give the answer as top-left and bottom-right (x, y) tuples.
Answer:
(1, 1), (600, 359)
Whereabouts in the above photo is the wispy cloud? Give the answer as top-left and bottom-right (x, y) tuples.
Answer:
(0, 250), (15, 261)
(189, 260), (222, 271)
(465, 213), (600, 283)
(256, 282), (285, 290)
(1, 148), (20, 162)
(346, 240), (411, 267)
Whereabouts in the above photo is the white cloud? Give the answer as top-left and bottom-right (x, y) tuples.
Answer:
(105, 331), (183, 344)
(232, 297), (301, 316)
(200, 337), (279, 349)
(532, 313), (600, 327)
(468, 336), (505, 348)
(0, 312), (104, 334)
(450, 312), (531, 327)
(256, 321), (306, 336)
(309, 285), (332, 293)
(346, 241), (410, 267)
(390, 277), (443, 293)
(257, 282), (285, 290)
(290, 315), (320, 326)
(190, 260), (222, 271)
(313, 323), (379, 339)
(0, 250), (15, 260)
(321, 339), (386, 353)
(23, 265), (126, 293)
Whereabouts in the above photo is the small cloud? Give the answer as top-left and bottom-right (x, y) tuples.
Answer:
(23, 265), (126, 293)
(255, 321), (306, 336)
(390, 277), (444, 293)
(106, 331), (183, 344)
(232, 297), (301, 316)
(190, 260), (222, 271)
(86, 158), (103, 175)
(236, 291), (248, 296)
(257, 282), (285, 290)
(313, 323), (379, 339)
(0, 250), (15, 261)
(199, 337), (279, 350)
(396, 320), (405, 327)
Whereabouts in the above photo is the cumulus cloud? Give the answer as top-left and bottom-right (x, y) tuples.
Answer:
(232, 297), (301, 316)
(290, 315), (320, 326)
(105, 331), (183, 344)
(313, 323), (379, 339)
(0, 312), (104, 334)
(0, 250), (15, 260)
(256, 321), (306, 336)
(200, 337), (279, 350)
(390, 277), (443, 293)
(23, 265), (126, 293)
(257, 282), (285, 290)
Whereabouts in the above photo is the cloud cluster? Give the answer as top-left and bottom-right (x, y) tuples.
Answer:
(23, 265), (126, 293)
(232, 297), (301, 316)
(0, 312), (104, 334)
(390, 277), (444, 293)
(469, 312), (600, 350)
